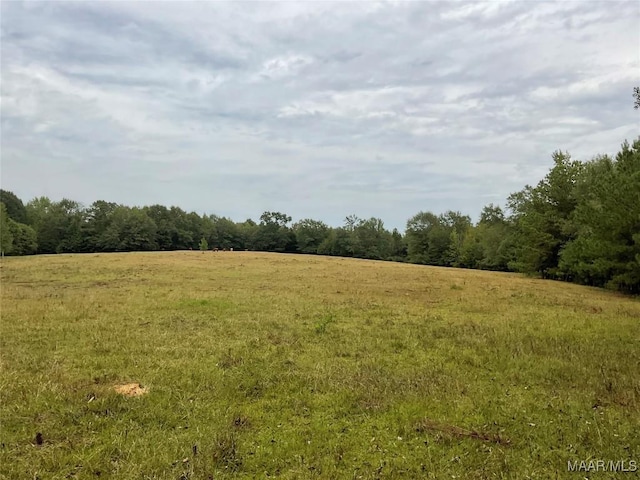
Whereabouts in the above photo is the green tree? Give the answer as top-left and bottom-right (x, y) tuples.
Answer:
(7, 219), (38, 255)
(344, 214), (360, 232)
(406, 211), (470, 266)
(0, 203), (14, 255)
(144, 205), (178, 250)
(85, 201), (119, 252)
(55, 199), (87, 253)
(168, 207), (195, 250)
(480, 204), (505, 225)
(317, 228), (352, 257)
(388, 228), (407, 261)
(0, 190), (27, 224)
(445, 228), (461, 266)
(459, 226), (484, 269)
(237, 218), (258, 251)
(199, 237), (209, 251)
(438, 211), (471, 266)
(426, 225), (451, 266)
(186, 211), (205, 249)
(211, 216), (242, 250)
(25, 196), (53, 252)
(405, 211), (440, 264)
(474, 205), (514, 271)
(507, 151), (583, 278)
(293, 219), (330, 254)
(98, 207), (157, 252)
(26, 197), (86, 253)
(342, 215), (361, 256)
(559, 139), (640, 292)
(351, 217), (392, 260)
(440, 211), (472, 238)
(255, 211), (295, 252)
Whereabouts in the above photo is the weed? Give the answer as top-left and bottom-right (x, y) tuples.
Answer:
(314, 313), (335, 334)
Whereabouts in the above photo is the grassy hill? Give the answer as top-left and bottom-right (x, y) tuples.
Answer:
(1, 252), (638, 479)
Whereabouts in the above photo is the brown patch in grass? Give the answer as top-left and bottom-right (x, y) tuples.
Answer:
(415, 418), (511, 445)
(212, 432), (242, 471)
(114, 383), (148, 397)
(217, 349), (244, 369)
(357, 395), (386, 412)
(231, 415), (251, 429)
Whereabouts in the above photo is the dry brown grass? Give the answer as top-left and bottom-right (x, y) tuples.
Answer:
(113, 383), (148, 397)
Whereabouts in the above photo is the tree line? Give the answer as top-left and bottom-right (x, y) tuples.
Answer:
(1, 137), (638, 294)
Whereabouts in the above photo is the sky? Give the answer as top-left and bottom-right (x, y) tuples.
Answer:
(1, 0), (639, 231)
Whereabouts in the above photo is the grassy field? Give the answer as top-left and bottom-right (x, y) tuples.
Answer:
(1, 252), (638, 479)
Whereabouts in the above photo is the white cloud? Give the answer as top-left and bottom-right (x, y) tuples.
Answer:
(440, 1), (511, 22)
(1, 0), (638, 230)
(258, 54), (314, 79)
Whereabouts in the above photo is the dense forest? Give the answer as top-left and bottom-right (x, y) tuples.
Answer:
(1, 138), (638, 294)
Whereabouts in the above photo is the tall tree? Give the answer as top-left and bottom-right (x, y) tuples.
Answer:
(211, 216), (243, 250)
(255, 211), (295, 252)
(55, 199), (87, 253)
(168, 206), (196, 250)
(7, 219), (37, 255)
(507, 151), (583, 278)
(98, 207), (158, 252)
(445, 228), (462, 266)
(388, 228), (407, 261)
(470, 204), (515, 271)
(25, 196), (53, 249)
(559, 139), (640, 292)
(144, 205), (177, 250)
(293, 219), (330, 254)
(351, 217), (392, 260)
(85, 201), (119, 252)
(405, 211), (470, 266)
(237, 218), (258, 251)
(0, 203), (14, 255)
(459, 226), (484, 269)
(0, 190), (27, 224)
(26, 197), (86, 253)
(439, 211), (472, 266)
(405, 211), (440, 264)
(317, 227), (352, 257)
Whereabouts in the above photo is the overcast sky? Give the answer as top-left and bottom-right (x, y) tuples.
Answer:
(1, 1), (638, 230)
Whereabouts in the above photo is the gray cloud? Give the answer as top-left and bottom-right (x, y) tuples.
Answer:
(1, 0), (638, 231)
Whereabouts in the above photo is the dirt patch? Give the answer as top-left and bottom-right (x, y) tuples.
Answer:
(415, 418), (511, 445)
(114, 383), (148, 397)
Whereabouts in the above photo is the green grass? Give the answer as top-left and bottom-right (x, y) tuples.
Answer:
(1, 251), (638, 479)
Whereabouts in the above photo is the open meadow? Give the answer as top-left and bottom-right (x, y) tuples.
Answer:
(1, 252), (639, 479)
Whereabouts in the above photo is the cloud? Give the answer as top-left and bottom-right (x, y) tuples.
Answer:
(257, 54), (315, 80)
(1, 0), (638, 230)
